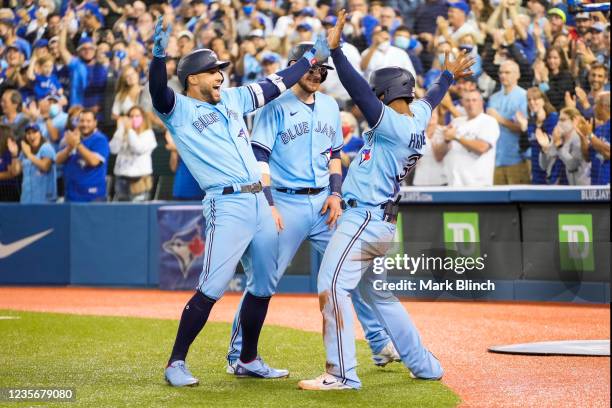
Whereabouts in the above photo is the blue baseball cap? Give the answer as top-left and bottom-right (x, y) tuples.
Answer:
(25, 124), (41, 133)
(77, 37), (95, 50)
(296, 23), (313, 32)
(83, 3), (105, 25)
(261, 52), (281, 64)
(322, 15), (337, 26)
(447, 1), (470, 15)
(300, 7), (316, 17)
(34, 38), (49, 49)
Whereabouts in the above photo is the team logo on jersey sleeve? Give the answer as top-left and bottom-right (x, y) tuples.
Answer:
(359, 149), (372, 164)
(321, 147), (332, 164)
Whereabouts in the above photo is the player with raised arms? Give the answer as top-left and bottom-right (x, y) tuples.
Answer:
(225, 42), (402, 373)
(298, 10), (475, 390)
(148, 16), (331, 387)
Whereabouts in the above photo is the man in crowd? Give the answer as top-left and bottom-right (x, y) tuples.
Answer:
(56, 109), (109, 202)
(487, 61), (529, 184)
(433, 89), (500, 186)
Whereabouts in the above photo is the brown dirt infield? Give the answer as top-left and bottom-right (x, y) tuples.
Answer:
(0, 287), (609, 408)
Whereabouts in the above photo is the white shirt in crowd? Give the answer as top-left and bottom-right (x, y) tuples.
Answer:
(322, 42), (362, 103)
(112, 96), (137, 118)
(361, 43), (416, 81)
(442, 112), (500, 187)
(109, 123), (157, 178)
(413, 126), (447, 186)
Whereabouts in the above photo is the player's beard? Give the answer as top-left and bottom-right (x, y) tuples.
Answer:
(297, 76), (321, 95)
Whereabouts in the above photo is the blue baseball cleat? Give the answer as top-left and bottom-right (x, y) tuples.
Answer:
(164, 360), (199, 387)
(234, 357), (289, 379)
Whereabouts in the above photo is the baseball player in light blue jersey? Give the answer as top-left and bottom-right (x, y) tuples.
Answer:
(225, 42), (401, 373)
(148, 17), (332, 387)
(299, 11), (475, 390)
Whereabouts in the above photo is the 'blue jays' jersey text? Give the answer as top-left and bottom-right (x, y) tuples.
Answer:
(156, 87), (260, 191)
(251, 90), (343, 189)
(342, 100), (431, 205)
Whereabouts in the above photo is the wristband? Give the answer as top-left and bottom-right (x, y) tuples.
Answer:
(263, 186), (274, 206)
(330, 173), (342, 195)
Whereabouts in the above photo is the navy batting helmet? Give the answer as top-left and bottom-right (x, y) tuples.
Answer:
(177, 48), (230, 89)
(369, 67), (416, 105)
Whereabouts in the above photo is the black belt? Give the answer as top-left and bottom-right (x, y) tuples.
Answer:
(343, 198), (400, 224)
(221, 181), (263, 195)
(275, 187), (326, 195)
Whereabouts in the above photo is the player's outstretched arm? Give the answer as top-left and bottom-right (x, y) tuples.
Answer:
(249, 34), (331, 109)
(149, 17), (175, 115)
(422, 51), (475, 110)
(327, 10), (383, 128)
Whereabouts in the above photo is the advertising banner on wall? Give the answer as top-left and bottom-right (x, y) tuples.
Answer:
(0, 204), (70, 284)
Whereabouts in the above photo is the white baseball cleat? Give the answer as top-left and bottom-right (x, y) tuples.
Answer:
(298, 373), (354, 391)
(372, 341), (402, 367)
(226, 360), (237, 375)
(164, 360), (199, 387)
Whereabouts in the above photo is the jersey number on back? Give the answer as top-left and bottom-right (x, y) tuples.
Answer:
(395, 154), (423, 182)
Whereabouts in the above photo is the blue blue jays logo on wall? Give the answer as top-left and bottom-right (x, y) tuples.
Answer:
(321, 147), (332, 164)
(162, 221), (205, 279)
(360, 149), (372, 164)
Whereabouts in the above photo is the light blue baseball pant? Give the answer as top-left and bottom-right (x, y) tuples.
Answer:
(197, 191), (278, 300)
(318, 206), (443, 389)
(227, 189), (392, 362)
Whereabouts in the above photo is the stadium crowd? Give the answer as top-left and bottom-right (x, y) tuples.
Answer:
(0, 0), (609, 203)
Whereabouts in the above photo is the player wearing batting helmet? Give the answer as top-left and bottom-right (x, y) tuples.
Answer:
(299, 10), (475, 391)
(149, 17), (331, 387)
(224, 42), (402, 373)
(176, 48), (231, 90)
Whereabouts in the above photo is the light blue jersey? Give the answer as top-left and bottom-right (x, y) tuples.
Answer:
(342, 100), (431, 205)
(226, 88), (395, 364)
(156, 87), (261, 192)
(251, 90), (343, 189)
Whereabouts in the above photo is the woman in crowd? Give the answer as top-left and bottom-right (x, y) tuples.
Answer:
(538, 107), (591, 185)
(536, 46), (575, 111)
(111, 66), (143, 121)
(517, 87), (566, 185)
(6, 124), (57, 203)
(109, 105), (157, 201)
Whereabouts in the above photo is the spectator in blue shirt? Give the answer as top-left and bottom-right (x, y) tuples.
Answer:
(0, 9), (32, 60)
(518, 87), (567, 185)
(6, 123), (57, 203)
(578, 92), (611, 185)
(55, 108), (109, 202)
(26, 54), (63, 100)
(487, 60), (530, 184)
(34, 94), (68, 152)
(165, 131), (204, 201)
(57, 23), (88, 108)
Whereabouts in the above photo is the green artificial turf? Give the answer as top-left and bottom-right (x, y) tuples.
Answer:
(0, 310), (459, 407)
